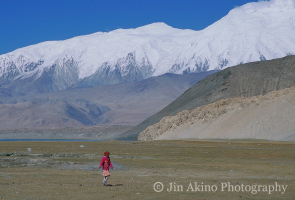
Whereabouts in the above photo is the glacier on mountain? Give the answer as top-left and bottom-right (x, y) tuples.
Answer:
(0, 0), (295, 93)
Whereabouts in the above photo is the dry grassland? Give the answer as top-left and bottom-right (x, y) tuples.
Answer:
(0, 140), (294, 199)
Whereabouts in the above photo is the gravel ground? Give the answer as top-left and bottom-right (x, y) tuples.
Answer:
(0, 140), (294, 199)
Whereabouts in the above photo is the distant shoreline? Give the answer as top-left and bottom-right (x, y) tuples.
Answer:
(0, 139), (102, 142)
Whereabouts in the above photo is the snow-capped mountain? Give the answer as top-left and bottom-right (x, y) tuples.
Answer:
(1, 0), (295, 93)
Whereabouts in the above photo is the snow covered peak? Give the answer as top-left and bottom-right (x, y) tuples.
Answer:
(270, 0), (295, 9)
(0, 0), (295, 93)
(109, 22), (195, 37)
(134, 22), (174, 34)
(233, 0), (295, 14)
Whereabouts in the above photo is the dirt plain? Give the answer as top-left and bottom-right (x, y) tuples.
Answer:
(0, 140), (294, 200)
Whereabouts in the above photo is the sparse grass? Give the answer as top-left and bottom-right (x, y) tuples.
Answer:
(0, 140), (294, 199)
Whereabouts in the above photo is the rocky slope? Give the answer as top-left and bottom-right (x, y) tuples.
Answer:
(138, 86), (295, 141)
(122, 55), (295, 140)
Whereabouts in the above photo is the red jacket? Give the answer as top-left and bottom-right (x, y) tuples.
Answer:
(99, 156), (113, 171)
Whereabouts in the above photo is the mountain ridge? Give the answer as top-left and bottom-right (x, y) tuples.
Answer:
(1, 0), (295, 94)
(0, 72), (214, 132)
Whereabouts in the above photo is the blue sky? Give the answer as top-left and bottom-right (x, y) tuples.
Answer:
(0, 0), (257, 55)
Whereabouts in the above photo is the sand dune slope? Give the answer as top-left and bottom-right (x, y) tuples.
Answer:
(139, 86), (295, 141)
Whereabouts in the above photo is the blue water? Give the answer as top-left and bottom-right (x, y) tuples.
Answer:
(0, 139), (102, 142)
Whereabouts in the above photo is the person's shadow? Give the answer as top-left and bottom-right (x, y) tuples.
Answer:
(105, 184), (123, 186)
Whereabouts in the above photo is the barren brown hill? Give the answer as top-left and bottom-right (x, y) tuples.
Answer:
(139, 86), (295, 141)
(121, 55), (295, 140)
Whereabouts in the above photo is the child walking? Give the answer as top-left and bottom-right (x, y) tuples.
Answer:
(99, 151), (113, 186)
